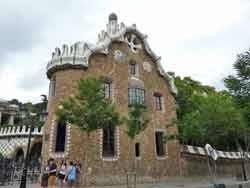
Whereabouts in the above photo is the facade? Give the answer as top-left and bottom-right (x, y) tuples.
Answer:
(42, 14), (180, 177)
(0, 99), (43, 161)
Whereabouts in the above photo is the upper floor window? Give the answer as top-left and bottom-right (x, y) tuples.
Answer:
(129, 60), (139, 77)
(128, 88), (145, 105)
(103, 81), (112, 99)
(155, 131), (165, 157)
(103, 126), (115, 157)
(154, 93), (163, 111)
(49, 78), (56, 97)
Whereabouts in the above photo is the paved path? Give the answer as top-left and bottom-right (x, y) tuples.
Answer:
(2, 178), (250, 188)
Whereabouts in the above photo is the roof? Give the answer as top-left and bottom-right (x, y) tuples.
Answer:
(46, 14), (177, 95)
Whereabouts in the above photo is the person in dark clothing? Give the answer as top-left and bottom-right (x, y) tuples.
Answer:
(48, 158), (57, 188)
(41, 160), (49, 188)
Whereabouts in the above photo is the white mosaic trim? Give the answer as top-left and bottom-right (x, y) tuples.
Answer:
(184, 145), (250, 160)
(65, 123), (72, 157)
(0, 137), (39, 157)
(49, 119), (56, 153)
(49, 119), (71, 159)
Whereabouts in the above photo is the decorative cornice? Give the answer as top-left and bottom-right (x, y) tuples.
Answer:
(46, 14), (177, 95)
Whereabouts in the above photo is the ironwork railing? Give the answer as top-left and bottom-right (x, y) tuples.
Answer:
(0, 159), (41, 186)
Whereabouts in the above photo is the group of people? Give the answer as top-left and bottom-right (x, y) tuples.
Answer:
(41, 158), (81, 188)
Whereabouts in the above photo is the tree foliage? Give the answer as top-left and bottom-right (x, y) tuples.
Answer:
(172, 73), (246, 150)
(224, 49), (250, 126)
(126, 103), (149, 139)
(56, 77), (123, 133)
(178, 92), (246, 150)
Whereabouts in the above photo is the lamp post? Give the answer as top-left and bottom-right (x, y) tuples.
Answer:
(19, 95), (48, 188)
(19, 112), (36, 188)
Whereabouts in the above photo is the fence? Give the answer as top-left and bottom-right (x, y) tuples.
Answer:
(0, 159), (41, 186)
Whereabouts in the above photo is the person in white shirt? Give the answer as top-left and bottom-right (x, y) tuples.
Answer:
(58, 160), (67, 188)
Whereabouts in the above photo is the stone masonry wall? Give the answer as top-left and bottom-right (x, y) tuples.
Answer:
(42, 37), (180, 178)
(181, 153), (250, 178)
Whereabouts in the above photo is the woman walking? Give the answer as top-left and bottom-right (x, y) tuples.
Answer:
(58, 160), (67, 188)
(66, 161), (76, 188)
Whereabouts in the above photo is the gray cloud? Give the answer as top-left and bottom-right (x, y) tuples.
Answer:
(16, 67), (47, 90)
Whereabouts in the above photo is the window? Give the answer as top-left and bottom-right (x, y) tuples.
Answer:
(154, 94), (163, 111)
(128, 88), (145, 105)
(135, 143), (140, 157)
(129, 63), (137, 76)
(103, 126), (115, 157)
(103, 81), (112, 99)
(55, 121), (66, 152)
(49, 78), (56, 97)
(155, 131), (165, 157)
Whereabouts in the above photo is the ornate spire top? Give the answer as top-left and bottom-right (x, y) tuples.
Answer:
(109, 13), (118, 22)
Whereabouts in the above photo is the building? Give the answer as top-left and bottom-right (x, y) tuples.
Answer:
(42, 13), (180, 178)
(0, 99), (43, 162)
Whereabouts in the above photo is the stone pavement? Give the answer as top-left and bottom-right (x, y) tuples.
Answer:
(1, 177), (250, 188)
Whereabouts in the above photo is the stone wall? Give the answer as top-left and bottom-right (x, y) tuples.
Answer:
(42, 37), (180, 177)
(180, 146), (250, 178)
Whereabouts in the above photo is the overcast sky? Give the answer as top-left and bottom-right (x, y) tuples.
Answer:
(1, 0), (250, 103)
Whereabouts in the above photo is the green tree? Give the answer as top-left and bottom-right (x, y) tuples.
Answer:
(56, 77), (123, 184)
(174, 75), (216, 120)
(178, 92), (246, 150)
(224, 49), (250, 126)
(126, 103), (149, 171)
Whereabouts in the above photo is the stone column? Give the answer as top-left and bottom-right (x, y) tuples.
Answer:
(8, 115), (14, 125)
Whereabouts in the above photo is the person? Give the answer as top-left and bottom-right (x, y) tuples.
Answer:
(48, 158), (57, 188)
(66, 161), (76, 188)
(58, 160), (67, 188)
(75, 161), (82, 188)
(41, 161), (49, 188)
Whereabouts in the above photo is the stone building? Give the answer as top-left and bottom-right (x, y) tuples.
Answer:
(0, 99), (43, 162)
(42, 13), (180, 177)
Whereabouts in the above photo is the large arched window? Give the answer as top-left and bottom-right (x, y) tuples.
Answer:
(55, 121), (66, 152)
(128, 88), (145, 105)
(128, 78), (145, 105)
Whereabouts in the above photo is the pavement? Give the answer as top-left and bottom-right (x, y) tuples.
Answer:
(1, 177), (250, 188)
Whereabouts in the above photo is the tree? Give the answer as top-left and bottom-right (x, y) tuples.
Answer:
(177, 92), (246, 150)
(56, 77), (123, 185)
(125, 102), (149, 188)
(174, 75), (216, 120)
(224, 49), (250, 126)
(126, 103), (149, 170)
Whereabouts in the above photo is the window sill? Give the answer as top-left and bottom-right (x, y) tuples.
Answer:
(156, 155), (168, 160)
(102, 157), (118, 161)
(135, 157), (141, 160)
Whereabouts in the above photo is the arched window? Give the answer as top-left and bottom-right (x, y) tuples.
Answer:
(55, 121), (66, 152)
(128, 78), (145, 105)
(128, 88), (145, 105)
(102, 126), (115, 157)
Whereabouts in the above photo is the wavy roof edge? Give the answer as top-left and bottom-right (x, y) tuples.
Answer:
(46, 14), (177, 95)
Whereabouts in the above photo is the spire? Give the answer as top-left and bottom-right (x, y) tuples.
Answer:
(107, 13), (118, 35)
(109, 13), (118, 22)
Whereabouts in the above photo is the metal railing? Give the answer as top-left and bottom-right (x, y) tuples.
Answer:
(0, 159), (41, 186)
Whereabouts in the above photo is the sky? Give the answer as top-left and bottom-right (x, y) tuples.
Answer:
(1, 0), (250, 103)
